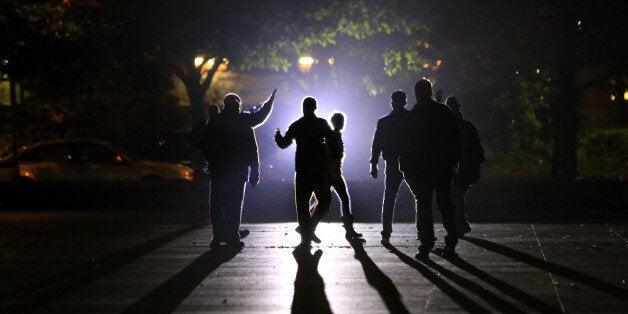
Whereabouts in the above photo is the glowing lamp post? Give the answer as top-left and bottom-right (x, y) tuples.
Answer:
(194, 55), (217, 74)
(298, 56), (315, 73)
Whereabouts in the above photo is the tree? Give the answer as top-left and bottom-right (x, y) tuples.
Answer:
(124, 0), (433, 124)
(426, 1), (627, 179)
(0, 0), (186, 156)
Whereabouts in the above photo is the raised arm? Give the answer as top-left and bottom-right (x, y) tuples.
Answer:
(249, 88), (276, 128)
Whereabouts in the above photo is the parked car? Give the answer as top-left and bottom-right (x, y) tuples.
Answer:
(1, 140), (193, 182)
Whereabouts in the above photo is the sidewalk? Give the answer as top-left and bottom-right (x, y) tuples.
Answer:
(3, 221), (627, 313)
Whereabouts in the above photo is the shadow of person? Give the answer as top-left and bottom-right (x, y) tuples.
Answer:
(122, 245), (241, 314)
(291, 246), (332, 314)
(418, 251), (526, 313)
(348, 238), (410, 313)
(463, 236), (628, 299)
(382, 242), (489, 313)
(435, 248), (562, 313)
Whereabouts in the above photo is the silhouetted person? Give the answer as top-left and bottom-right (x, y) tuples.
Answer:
(327, 112), (362, 239)
(400, 78), (461, 259)
(188, 105), (221, 180)
(188, 104), (221, 150)
(275, 96), (333, 246)
(445, 96), (485, 235)
(370, 90), (409, 244)
(200, 94), (261, 248)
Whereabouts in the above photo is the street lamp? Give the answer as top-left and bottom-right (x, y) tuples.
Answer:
(194, 55), (216, 74)
(298, 56), (315, 72)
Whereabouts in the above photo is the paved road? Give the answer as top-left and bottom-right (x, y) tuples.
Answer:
(1, 210), (627, 313)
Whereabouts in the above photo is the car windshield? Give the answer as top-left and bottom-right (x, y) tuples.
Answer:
(106, 144), (142, 162)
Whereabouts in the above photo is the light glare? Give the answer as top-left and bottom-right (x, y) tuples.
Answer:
(299, 56), (314, 66)
(194, 56), (204, 67)
(298, 56), (315, 72)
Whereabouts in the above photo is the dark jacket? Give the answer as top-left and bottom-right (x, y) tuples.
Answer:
(458, 118), (484, 183)
(400, 98), (461, 179)
(275, 115), (333, 175)
(370, 108), (408, 164)
(200, 113), (259, 182)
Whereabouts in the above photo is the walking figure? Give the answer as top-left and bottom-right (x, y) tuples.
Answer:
(399, 78), (461, 259)
(370, 90), (409, 244)
(275, 96), (333, 246)
(327, 112), (362, 239)
(445, 96), (485, 235)
(200, 92), (274, 248)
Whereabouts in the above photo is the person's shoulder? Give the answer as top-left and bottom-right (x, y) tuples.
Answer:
(288, 116), (305, 128)
(235, 112), (252, 121)
(460, 119), (478, 130)
(315, 117), (330, 125)
(432, 99), (450, 110)
(383, 108), (408, 119)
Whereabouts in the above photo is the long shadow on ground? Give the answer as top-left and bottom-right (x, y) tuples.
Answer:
(348, 238), (410, 314)
(291, 246), (332, 314)
(3, 223), (205, 313)
(435, 248), (562, 313)
(382, 243), (490, 313)
(463, 236), (628, 300)
(122, 245), (241, 314)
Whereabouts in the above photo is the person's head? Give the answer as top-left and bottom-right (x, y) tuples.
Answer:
(390, 90), (407, 110)
(330, 111), (346, 131)
(223, 93), (242, 114)
(207, 104), (220, 119)
(302, 96), (317, 116)
(445, 96), (461, 112)
(414, 78), (433, 101)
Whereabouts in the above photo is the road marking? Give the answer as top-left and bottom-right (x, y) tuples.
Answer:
(531, 223), (566, 313)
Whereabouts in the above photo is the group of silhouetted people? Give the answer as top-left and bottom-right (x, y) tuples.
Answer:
(275, 97), (362, 244)
(198, 77), (484, 260)
(370, 78), (484, 259)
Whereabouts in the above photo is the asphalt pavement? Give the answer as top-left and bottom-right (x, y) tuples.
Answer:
(0, 179), (626, 312)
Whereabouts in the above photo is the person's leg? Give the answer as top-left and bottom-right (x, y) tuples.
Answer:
(310, 175), (331, 230)
(406, 175), (435, 257)
(295, 173), (314, 243)
(223, 179), (247, 246)
(382, 160), (403, 240)
(451, 175), (471, 234)
(333, 175), (362, 238)
(332, 177), (351, 217)
(436, 177), (458, 252)
(209, 179), (224, 247)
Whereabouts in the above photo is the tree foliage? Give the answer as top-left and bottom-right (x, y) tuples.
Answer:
(122, 0), (433, 121)
(425, 1), (626, 179)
